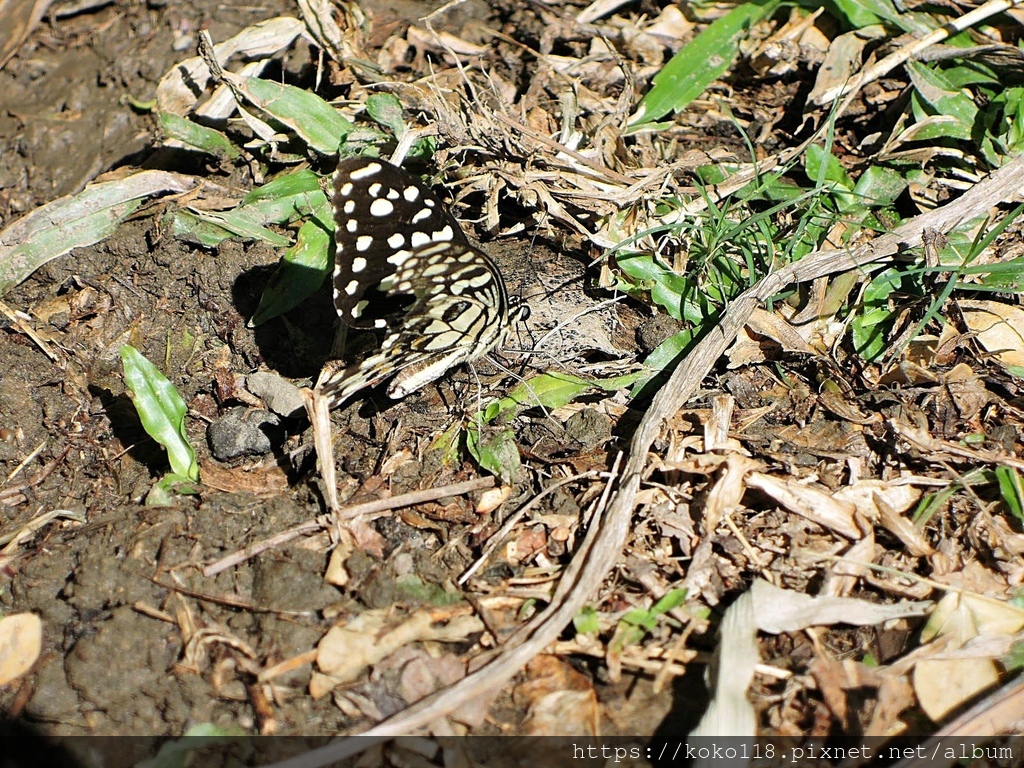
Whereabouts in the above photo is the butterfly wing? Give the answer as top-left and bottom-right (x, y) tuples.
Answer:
(332, 156), (473, 331)
(322, 157), (512, 406)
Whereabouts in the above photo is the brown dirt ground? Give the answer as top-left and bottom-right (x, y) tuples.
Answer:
(0, 0), (661, 739)
(1, 0), (1023, 752)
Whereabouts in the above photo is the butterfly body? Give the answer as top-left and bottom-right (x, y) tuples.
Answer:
(320, 157), (517, 406)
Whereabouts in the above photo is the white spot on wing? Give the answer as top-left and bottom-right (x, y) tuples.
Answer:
(433, 225), (454, 242)
(356, 236), (373, 251)
(410, 231), (430, 248)
(352, 256), (367, 272)
(344, 200), (356, 214)
(370, 199), (394, 217)
(412, 209), (432, 224)
(368, 183), (382, 197)
(339, 182), (353, 196)
(346, 219), (357, 233)
(404, 187), (420, 202)
(345, 280), (359, 295)
(350, 162), (382, 180)
(388, 233), (405, 248)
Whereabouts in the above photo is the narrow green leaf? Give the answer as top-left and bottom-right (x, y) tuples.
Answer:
(159, 112), (240, 160)
(996, 466), (1024, 523)
(239, 169), (327, 222)
(121, 345), (198, 482)
(185, 209), (292, 246)
(166, 210), (235, 248)
(851, 268), (901, 360)
(250, 216), (332, 325)
(629, 0), (782, 127)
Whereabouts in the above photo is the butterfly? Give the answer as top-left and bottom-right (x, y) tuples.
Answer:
(317, 156), (523, 407)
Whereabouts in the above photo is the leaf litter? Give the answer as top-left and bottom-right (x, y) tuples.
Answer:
(0, 0), (1022, 757)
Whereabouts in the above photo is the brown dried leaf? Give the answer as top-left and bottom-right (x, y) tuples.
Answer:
(960, 300), (1024, 368)
(0, 613), (41, 686)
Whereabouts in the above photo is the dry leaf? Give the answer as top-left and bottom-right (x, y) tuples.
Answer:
(0, 613), (42, 685)
(913, 591), (1024, 721)
(747, 472), (863, 539)
(314, 608), (483, 695)
(960, 300), (1024, 368)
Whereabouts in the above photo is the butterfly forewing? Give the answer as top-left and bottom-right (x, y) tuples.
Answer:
(321, 156), (514, 408)
(332, 157), (473, 330)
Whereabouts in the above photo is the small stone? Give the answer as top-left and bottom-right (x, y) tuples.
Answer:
(565, 407), (611, 448)
(207, 408), (282, 460)
(246, 371), (307, 418)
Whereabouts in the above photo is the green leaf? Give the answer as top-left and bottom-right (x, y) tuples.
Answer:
(574, 606), (600, 635)
(250, 216), (333, 325)
(121, 345), (198, 482)
(805, 144), (854, 191)
(629, 0), (782, 127)
(630, 328), (699, 398)
(996, 466), (1024, 523)
(907, 61), (978, 140)
(183, 209), (292, 246)
(827, 0), (935, 33)
(232, 76), (353, 155)
(465, 425), (520, 484)
(169, 170), (328, 249)
(614, 252), (717, 323)
(851, 268), (901, 361)
(240, 169), (328, 225)
(159, 112), (240, 160)
(487, 371), (643, 421)
(851, 165), (906, 208)
(366, 93), (407, 136)
(165, 210), (235, 248)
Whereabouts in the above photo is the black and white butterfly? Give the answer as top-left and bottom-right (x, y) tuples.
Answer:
(318, 156), (523, 407)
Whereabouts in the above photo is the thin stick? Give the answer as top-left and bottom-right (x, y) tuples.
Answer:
(203, 476), (497, 577)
